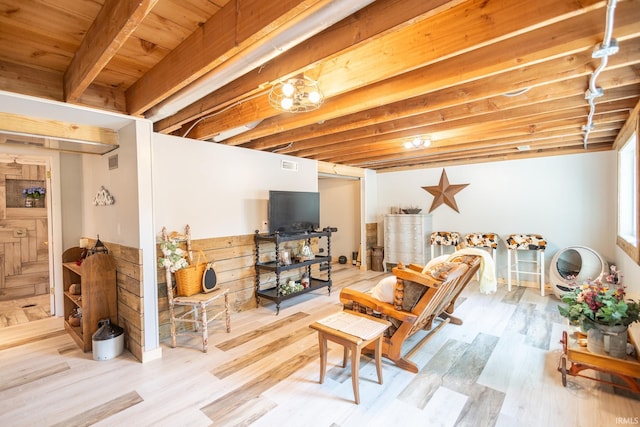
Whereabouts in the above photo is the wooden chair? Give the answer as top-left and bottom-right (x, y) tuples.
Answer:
(339, 255), (481, 373)
(161, 226), (231, 352)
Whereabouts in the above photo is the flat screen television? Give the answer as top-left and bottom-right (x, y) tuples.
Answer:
(268, 190), (320, 235)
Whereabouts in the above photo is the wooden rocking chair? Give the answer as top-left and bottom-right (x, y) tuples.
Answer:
(339, 255), (481, 373)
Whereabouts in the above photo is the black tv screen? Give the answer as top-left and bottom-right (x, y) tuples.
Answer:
(269, 190), (320, 234)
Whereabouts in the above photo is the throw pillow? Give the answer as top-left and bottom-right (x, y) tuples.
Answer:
(370, 275), (397, 303)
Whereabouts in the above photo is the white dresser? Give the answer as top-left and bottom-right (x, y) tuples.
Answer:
(382, 214), (432, 272)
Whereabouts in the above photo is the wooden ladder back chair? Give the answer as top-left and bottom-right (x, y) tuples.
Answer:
(161, 225), (231, 352)
(339, 255), (481, 373)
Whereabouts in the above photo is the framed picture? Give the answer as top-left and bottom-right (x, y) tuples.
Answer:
(280, 250), (291, 266)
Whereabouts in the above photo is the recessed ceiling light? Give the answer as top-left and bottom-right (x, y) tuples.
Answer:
(516, 145), (531, 151)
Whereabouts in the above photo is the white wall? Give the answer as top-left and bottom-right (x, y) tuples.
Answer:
(319, 177), (360, 263)
(616, 247), (640, 296)
(376, 152), (617, 280)
(60, 153), (83, 249)
(365, 168), (378, 223)
(82, 123), (141, 247)
(152, 133), (319, 239)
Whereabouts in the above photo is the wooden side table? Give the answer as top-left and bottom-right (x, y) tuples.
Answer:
(309, 311), (391, 404)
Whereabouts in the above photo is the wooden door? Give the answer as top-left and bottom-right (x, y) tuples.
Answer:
(0, 162), (49, 300)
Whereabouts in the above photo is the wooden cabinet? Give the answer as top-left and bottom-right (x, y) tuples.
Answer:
(62, 247), (117, 352)
(382, 214), (432, 272)
(255, 229), (333, 314)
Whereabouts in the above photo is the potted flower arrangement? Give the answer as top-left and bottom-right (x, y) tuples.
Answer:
(558, 266), (639, 358)
(158, 238), (188, 273)
(22, 186), (46, 207)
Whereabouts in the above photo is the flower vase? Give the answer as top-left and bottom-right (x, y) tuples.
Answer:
(24, 198), (34, 208)
(32, 197), (39, 208)
(586, 324), (628, 359)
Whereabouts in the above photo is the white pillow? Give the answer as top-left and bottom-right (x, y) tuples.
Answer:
(370, 275), (397, 303)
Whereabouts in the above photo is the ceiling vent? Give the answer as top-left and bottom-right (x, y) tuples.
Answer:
(516, 145), (531, 151)
(281, 159), (298, 172)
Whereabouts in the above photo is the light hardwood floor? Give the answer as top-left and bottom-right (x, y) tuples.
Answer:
(0, 265), (638, 427)
(0, 294), (50, 328)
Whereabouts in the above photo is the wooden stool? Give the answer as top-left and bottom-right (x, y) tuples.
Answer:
(309, 311), (390, 404)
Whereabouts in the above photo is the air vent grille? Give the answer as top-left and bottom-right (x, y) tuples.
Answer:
(108, 154), (118, 170)
(281, 160), (298, 172)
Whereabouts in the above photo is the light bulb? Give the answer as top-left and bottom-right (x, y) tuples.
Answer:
(282, 82), (295, 97)
(308, 90), (321, 104)
(281, 97), (293, 110)
(404, 141), (414, 149)
(422, 138), (431, 147)
(412, 137), (422, 147)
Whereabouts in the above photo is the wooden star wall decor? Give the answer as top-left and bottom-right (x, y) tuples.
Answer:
(422, 169), (469, 213)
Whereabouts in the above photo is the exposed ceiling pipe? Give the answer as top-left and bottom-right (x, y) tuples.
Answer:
(583, 0), (619, 149)
(146, 0), (375, 123)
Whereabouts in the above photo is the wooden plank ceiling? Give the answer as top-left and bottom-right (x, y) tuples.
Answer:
(0, 0), (639, 171)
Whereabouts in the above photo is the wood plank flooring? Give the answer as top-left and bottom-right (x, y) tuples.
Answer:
(0, 265), (638, 426)
(0, 294), (50, 328)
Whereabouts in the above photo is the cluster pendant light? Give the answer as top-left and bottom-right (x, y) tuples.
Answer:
(269, 76), (324, 113)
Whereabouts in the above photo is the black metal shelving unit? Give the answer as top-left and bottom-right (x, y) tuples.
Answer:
(254, 228), (333, 314)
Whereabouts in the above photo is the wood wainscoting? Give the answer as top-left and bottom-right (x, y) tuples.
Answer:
(157, 233), (257, 342)
(84, 238), (144, 362)
(154, 226), (375, 347)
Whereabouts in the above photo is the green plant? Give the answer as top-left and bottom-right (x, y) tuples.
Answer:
(558, 266), (639, 330)
(158, 238), (188, 273)
(279, 279), (303, 296)
(22, 187), (46, 199)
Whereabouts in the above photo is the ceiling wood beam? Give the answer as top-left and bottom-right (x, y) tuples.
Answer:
(613, 98), (640, 149)
(226, 3), (639, 145)
(369, 140), (614, 171)
(241, 40), (640, 152)
(0, 60), (62, 101)
(188, 0), (611, 141)
(64, 0), (159, 102)
(389, 130), (619, 163)
(352, 133), (616, 170)
(153, 0), (460, 133)
(376, 144), (614, 171)
(248, 65), (640, 159)
(0, 60), (127, 113)
(290, 97), (635, 160)
(316, 105), (634, 164)
(126, 0), (335, 116)
(0, 112), (119, 147)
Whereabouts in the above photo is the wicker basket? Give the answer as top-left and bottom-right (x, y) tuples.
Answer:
(175, 251), (207, 296)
